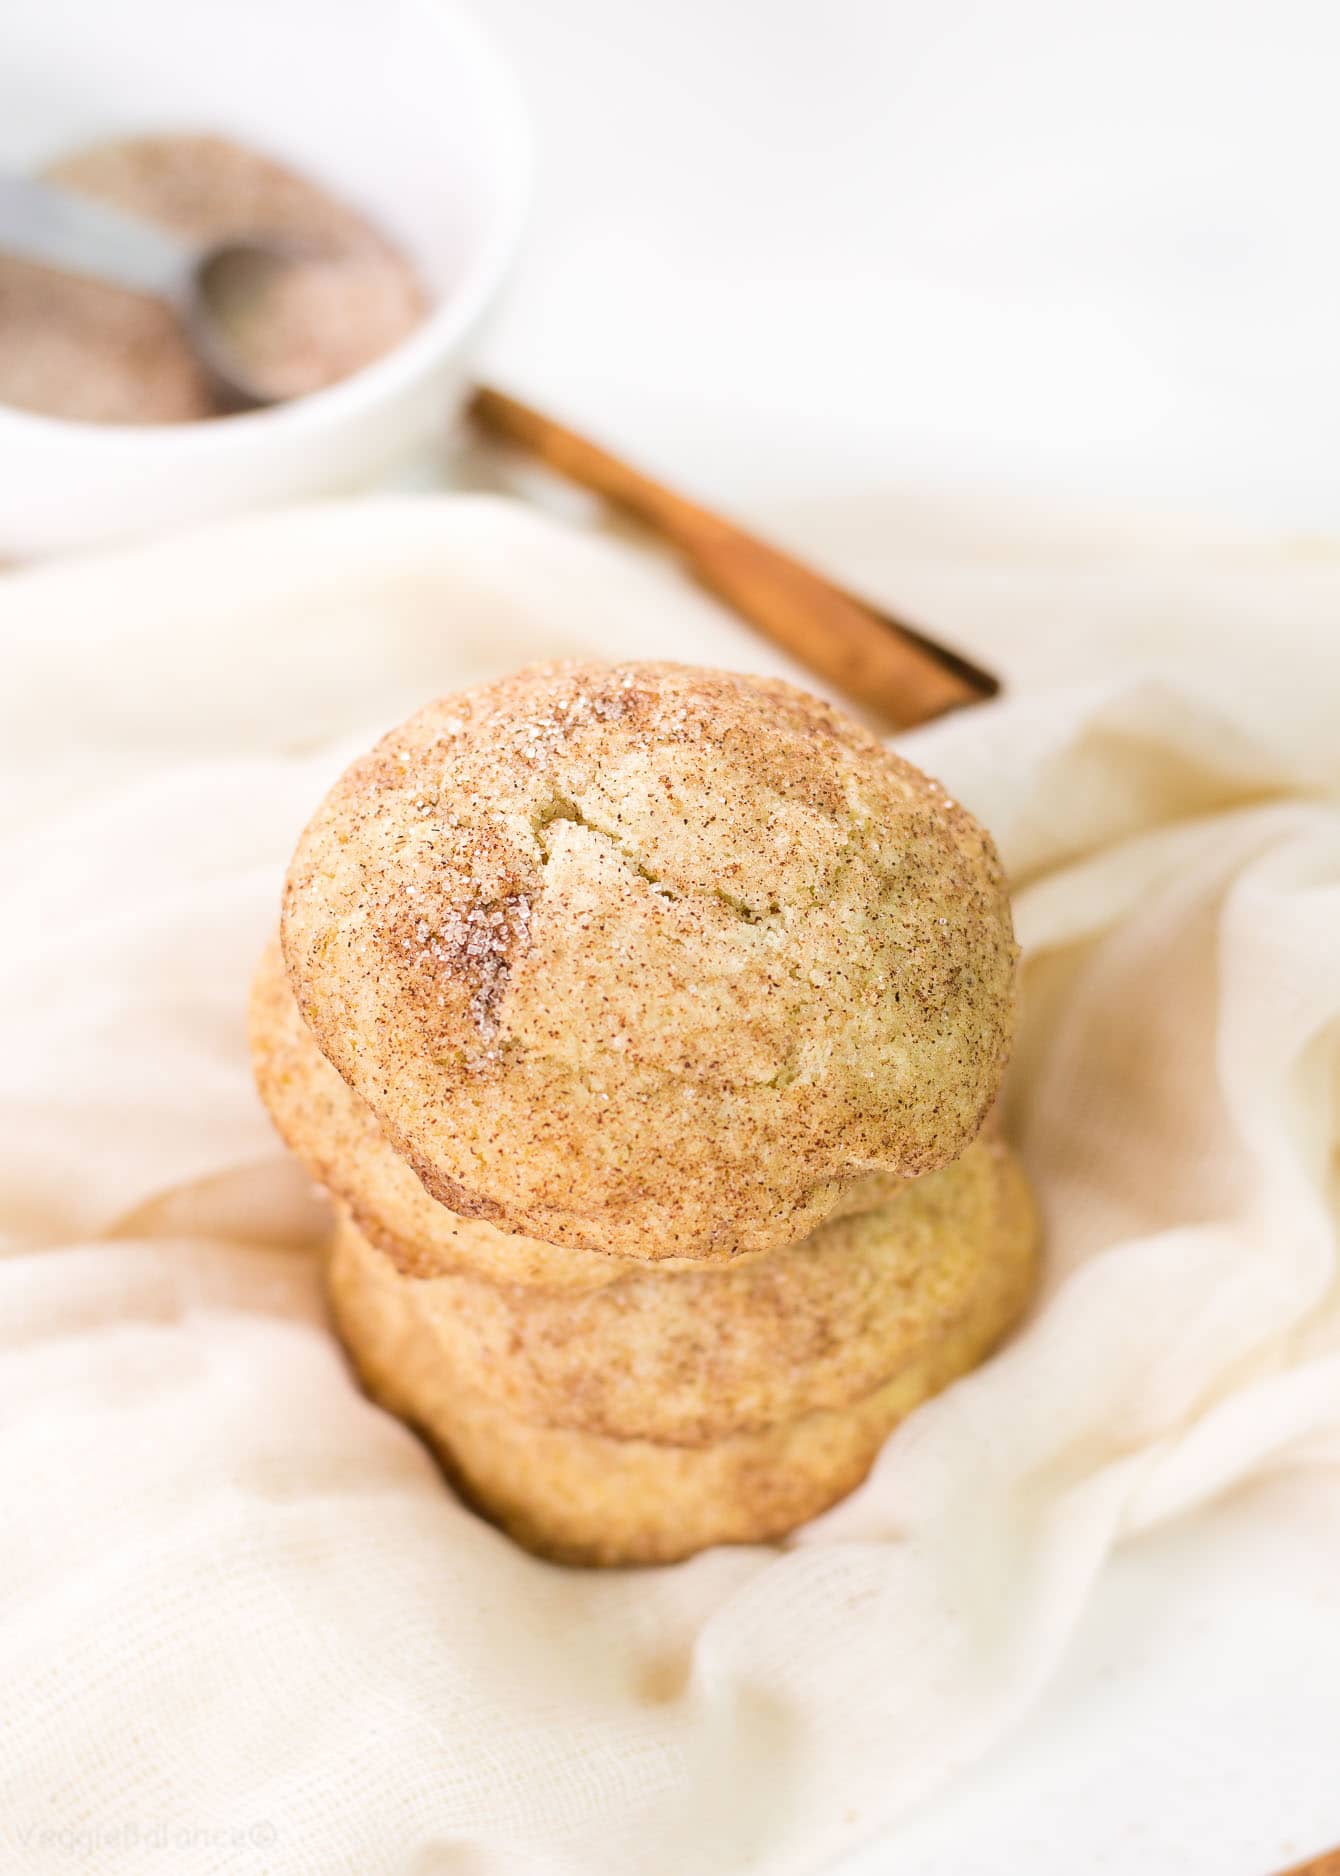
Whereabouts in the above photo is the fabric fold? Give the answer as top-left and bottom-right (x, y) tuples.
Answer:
(1, 495), (1336, 1876)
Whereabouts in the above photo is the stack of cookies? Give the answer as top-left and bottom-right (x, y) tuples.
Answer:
(252, 663), (1036, 1565)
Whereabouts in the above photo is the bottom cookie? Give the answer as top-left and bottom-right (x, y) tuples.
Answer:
(325, 1184), (1037, 1567)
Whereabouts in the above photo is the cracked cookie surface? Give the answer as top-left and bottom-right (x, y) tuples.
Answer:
(282, 662), (1016, 1262)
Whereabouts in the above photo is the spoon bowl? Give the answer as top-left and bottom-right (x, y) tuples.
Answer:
(189, 237), (322, 410)
(0, 172), (336, 411)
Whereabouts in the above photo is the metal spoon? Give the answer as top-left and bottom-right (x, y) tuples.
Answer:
(0, 171), (307, 410)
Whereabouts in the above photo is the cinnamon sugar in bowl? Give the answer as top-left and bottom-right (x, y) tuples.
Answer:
(1, 134), (432, 425)
(0, 0), (529, 555)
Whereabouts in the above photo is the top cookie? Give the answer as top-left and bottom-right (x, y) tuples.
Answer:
(282, 661), (1015, 1261)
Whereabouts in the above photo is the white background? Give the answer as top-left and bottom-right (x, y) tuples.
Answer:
(481, 0), (1340, 533)
(473, 2), (1340, 1870)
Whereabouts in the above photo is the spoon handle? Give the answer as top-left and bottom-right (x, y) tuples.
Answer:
(0, 173), (190, 301)
(470, 385), (993, 728)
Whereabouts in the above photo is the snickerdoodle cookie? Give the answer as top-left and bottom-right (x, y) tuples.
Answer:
(326, 1192), (1036, 1566)
(330, 1133), (1036, 1445)
(283, 662), (1016, 1263)
(250, 933), (909, 1284)
(250, 936), (619, 1288)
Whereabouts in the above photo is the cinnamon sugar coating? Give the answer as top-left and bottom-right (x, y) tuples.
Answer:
(250, 936), (621, 1289)
(329, 1134), (1036, 1445)
(250, 933), (909, 1285)
(283, 662), (1016, 1262)
(325, 1169), (1037, 1567)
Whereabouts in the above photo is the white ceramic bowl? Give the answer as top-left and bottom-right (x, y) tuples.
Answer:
(0, 0), (530, 557)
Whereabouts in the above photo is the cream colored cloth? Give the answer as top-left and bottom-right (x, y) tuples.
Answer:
(1, 495), (1337, 1876)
